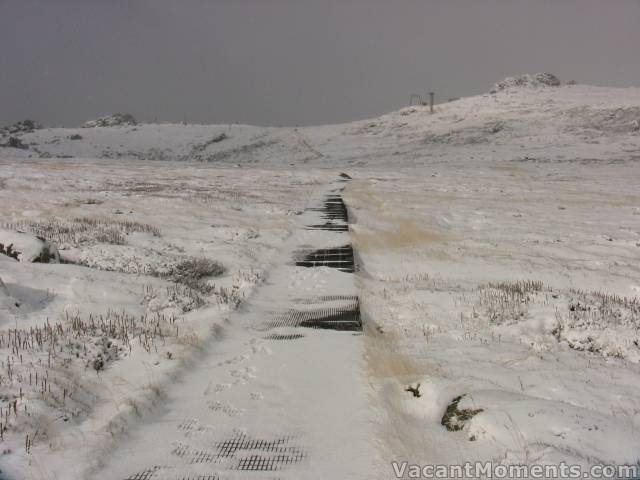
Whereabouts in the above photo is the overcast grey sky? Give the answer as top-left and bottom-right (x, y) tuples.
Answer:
(1, 0), (640, 127)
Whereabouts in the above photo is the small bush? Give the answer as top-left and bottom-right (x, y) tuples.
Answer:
(0, 243), (20, 260)
(162, 257), (225, 293)
(143, 283), (206, 313)
(92, 356), (104, 372)
(5, 137), (28, 149)
(554, 289), (640, 361)
(441, 395), (483, 432)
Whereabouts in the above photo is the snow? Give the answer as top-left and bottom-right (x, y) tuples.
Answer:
(344, 160), (640, 472)
(0, 271), (20, 315)
(1, 79), (640, 479)
(0, 228), (59, 263)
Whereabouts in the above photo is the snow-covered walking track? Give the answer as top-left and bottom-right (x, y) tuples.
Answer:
(93, 175), (376, 480)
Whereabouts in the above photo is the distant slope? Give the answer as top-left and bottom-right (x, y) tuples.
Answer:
(2, 78), (640, 166)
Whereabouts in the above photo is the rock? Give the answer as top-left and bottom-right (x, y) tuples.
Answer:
(81, 113), (137, 128)
(532, 72), (561, 87)
(490, 73), (561, 93)
(0, 228), (60, 263)
(0, 119), (41, 134)
(92, 355), (104, 372)
(4, 136), (28, 149)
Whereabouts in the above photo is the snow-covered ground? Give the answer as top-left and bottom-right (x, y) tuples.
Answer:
(346, 163), (640, 472)
(1, 77), (640, 479)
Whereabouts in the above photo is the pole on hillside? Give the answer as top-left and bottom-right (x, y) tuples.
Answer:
(429, 92), (434, 114)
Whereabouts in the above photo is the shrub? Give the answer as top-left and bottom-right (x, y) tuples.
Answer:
(162, 257), (225, 293)
(6, 137), (28, 149)
(441, 395), (483, 432)
(0, 243), (20, 260)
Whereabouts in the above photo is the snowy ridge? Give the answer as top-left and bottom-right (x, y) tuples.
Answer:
(1, 82), (639, 166)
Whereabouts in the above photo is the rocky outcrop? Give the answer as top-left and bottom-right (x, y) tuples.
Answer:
(82, 113), (137, 128)
(490, 73), (561, 93)
(0, 119), (41, 135)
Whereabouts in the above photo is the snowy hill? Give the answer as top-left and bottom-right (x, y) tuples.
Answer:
(2, 80), (639, 166)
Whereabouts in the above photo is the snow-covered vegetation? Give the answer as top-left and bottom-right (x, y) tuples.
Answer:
(81, 113), (137, 128)
(1, 76), (640, 479)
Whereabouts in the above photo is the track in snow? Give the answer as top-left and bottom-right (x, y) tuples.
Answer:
(112, 176), (369, 480)
(268, 296), (361, 331)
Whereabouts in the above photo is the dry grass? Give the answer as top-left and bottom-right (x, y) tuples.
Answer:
(464, 280), (549, 326)
(560, 289), (640, 329)
(0, 307), (187, 447)
(487, 280), (546, 296)
(162, 284), (205, 312)
(4, 216), (160, 247)
(174, 333), (204, 350)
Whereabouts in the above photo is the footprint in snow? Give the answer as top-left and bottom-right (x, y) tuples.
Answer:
(177, 418), (215, 438)
(207, 400), (243, 417)
(249, 339), (272, 355)
(216, 354), (250, 367)
(205, 382), (232, 395)
(252, 344), (272, 355)
(230, 366), (257, 384)
(171, 441), (190, 458)
(178, 418), (200, 431)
